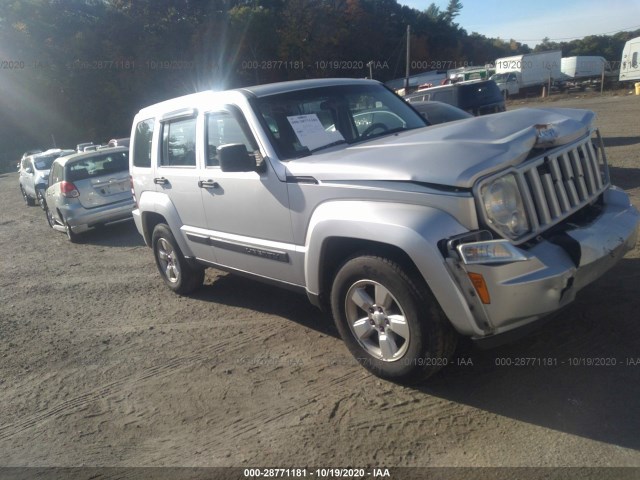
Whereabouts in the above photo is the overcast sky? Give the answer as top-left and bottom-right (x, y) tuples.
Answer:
(399, 0), (640, 47)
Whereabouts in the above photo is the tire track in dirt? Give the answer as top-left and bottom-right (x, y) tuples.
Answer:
(0, 355), (198, 441)
(0, 323), (286, 442)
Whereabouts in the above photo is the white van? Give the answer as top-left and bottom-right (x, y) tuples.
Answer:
(619, 36), (640, 82)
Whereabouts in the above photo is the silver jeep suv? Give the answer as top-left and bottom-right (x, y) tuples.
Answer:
(129, 78), (639, 383)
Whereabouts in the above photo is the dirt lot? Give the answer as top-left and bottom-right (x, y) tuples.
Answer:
(1, 94), (640, 475)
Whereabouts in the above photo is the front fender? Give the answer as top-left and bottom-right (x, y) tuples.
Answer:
(304, 200), (484, 336)
(137, 191), (194, 258)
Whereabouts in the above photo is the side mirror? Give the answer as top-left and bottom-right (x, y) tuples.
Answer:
(218, 144), (255, 172)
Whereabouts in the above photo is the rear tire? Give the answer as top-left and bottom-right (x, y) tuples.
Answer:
(64, 220), (80, 243)
(152, 223), (204, 294)
(330, 254), (457, 384)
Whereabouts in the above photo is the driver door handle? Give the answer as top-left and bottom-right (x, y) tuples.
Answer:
(153, 177), (168, 185)
(198, 179), (219, 189)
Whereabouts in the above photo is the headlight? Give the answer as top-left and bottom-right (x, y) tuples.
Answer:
(457, 240), (529, 264)
(480, 173), (530, 239)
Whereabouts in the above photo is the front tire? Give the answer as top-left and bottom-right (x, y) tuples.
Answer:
(330, 254), (457, 383)
(21, 186), (36, 206)
(36, 188), (46, 209)
(152, 223), (204, 294)
(44, 204), (55, 228)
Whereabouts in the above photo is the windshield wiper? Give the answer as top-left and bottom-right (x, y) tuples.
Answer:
(308, 139), (347, 154)
(380, 127), (408, 136)
(360, 127), (409, 141)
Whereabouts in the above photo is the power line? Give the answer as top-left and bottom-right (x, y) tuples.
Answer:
(510, 24), (640, 43)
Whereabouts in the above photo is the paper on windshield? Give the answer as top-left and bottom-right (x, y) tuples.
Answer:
(287, 114), (344, 151)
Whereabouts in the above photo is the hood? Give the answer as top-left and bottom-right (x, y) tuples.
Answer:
(284, 108), (595, 189)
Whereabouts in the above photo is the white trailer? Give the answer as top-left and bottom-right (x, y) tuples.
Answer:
(619, 36), (640, 82)
(561, 56), (609, 79)
(491, 50), (561, 97)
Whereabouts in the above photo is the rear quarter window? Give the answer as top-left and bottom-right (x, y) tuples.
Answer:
(50, 163), (64, 184)
(133, 118), (154, 168)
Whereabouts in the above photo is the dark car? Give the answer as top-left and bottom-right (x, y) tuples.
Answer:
(405, 80), (505, 116)
(410, 101), (473, 125)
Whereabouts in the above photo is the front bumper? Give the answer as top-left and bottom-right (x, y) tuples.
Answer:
(452, 186), (639, 337)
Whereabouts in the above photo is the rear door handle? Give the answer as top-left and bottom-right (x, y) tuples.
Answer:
(198, 179), (219, 189)
(153, 177), (168, 185)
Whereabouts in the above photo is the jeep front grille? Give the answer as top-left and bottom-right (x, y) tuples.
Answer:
(477, 129), (610, 244)
(519, 130), (609, 238)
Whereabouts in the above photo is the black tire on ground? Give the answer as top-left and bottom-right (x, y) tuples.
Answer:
(152, 223), (204, 294)
(21, 186), (36, 206)
(330, 254), (458, 384)
(36, 188), (46, 209)
(64, 220), (80, 243)
(44, 204), (55, 228)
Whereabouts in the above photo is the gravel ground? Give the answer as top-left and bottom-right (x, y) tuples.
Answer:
(1, 94), (639, 476)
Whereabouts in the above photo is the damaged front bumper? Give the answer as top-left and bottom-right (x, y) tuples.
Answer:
(446, 186), (639, 340)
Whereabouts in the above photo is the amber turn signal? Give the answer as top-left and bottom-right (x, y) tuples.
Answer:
(468, 272), (491, 304)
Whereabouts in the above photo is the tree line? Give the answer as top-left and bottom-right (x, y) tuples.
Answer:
(1, 0), (638, 171)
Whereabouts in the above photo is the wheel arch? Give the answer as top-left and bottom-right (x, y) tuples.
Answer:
(141, 211), (167, 246)
(304, 200), (480, 336)
(316, 237), (422, 309)
(137, 191), (194, 257)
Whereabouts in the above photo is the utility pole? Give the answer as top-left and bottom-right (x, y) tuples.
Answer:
(404, 25), (410, 90)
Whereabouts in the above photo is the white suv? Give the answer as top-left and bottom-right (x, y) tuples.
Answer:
(130, 78), (639, 383)
(19, 149), (73, 206)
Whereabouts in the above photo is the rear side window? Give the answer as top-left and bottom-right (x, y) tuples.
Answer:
(66, 152), (129, 182)
(133, 118), (154, 168)
(406, 95), (426, 103)
(431, 90), (454, 105)
(161, 117), (197, 167)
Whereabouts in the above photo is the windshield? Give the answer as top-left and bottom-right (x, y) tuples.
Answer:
(252, 84), (426, 159)
(33, 154), (58, 171)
